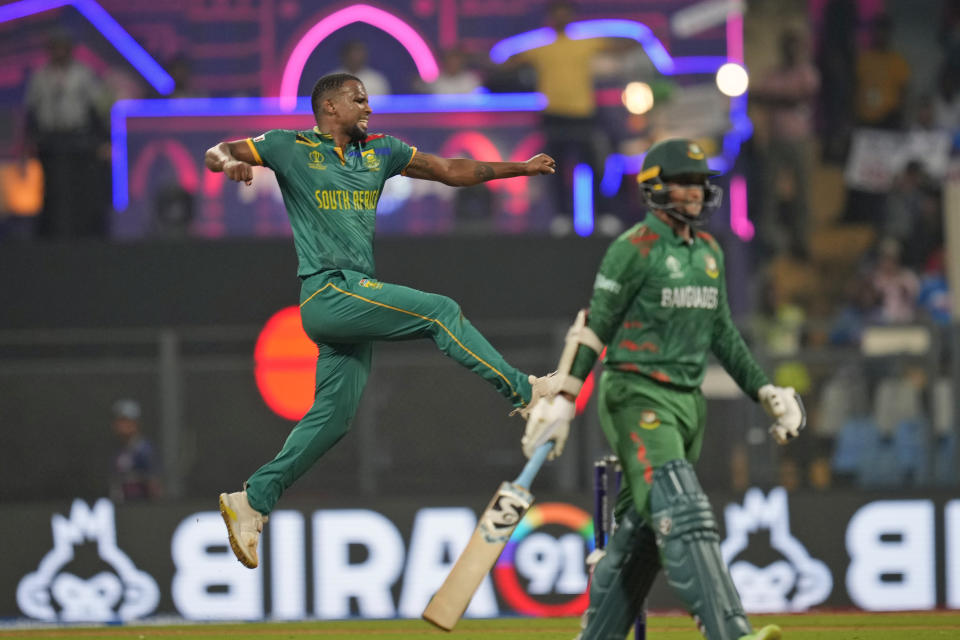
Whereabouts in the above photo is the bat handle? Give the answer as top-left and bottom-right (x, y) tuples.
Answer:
(514, 441), (554, 489)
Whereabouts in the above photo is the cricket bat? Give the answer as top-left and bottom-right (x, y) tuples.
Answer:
(422, 441), (554, 631)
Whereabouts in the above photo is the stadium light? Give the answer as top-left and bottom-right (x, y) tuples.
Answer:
(621, 82), (654, 115)
(716, 62), (749, 97)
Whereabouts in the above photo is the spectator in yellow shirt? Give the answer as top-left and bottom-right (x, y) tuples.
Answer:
(505, 1), (620, 234)
(855, 14), (911, 128)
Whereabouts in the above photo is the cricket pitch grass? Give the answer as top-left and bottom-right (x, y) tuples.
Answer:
(1, 612), (959, 639)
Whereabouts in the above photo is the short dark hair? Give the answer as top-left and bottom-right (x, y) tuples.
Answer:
(311, 73), (361, 119)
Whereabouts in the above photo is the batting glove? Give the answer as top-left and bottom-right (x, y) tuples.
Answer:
(758, 384), (807, 444)
(522, 395), (576, 460)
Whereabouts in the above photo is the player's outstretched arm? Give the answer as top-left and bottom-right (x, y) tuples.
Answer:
(205, 140), (257, 185)
(403, 151), (555, 186)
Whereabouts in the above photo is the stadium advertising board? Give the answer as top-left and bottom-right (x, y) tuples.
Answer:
(4, 489), (959, 622)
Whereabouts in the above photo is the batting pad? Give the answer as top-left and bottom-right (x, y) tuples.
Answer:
(650, 459), (752, 640)
(579, 506), (660, 640)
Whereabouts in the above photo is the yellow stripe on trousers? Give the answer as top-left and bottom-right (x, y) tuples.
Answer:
(301, 282), (516, 396)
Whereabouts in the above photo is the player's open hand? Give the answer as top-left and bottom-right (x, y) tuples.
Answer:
(524, 153), (556, 176)
(224, 159), (254, 185)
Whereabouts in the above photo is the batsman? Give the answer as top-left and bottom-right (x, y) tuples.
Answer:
(520, 139), (805, 640)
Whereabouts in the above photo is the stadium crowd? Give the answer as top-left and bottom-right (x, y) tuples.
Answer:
(743, 2), (956, 491)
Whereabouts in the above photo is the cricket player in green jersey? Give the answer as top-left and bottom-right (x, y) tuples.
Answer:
(205, 73), (556, 569)
(519, 139), (806, 640)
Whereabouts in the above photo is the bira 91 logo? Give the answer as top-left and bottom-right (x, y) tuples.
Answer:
(17, 499), (159, 622)
(721, 488), (832, 612)
(492, 503), (591, 617)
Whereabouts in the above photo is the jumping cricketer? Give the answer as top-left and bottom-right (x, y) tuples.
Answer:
(205, 73), (556, 569)
(520, 139), (806, 640)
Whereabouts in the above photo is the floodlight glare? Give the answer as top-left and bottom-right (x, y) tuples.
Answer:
(716, 62), (748, 97)
(621, 82), (654, 115)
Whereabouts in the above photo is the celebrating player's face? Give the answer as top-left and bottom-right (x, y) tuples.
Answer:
(333, 80), (372, 142)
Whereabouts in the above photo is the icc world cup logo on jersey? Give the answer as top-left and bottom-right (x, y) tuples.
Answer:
(308, 151), (326, 170)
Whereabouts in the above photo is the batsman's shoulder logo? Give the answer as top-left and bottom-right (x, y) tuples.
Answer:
(16, 498), (159, 622)
(704, 254), (719, 279)
(308, 150), (326, 170)
(721, 487), (832, 613)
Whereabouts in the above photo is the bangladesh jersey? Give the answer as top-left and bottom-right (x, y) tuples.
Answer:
(246, 127), (416, 277)
(572, 213), (769, 399)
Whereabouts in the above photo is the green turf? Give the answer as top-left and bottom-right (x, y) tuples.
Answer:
(2, 612), (959, 640)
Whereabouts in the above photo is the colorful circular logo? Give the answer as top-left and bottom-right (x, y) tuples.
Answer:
(493, 502), (595, 616)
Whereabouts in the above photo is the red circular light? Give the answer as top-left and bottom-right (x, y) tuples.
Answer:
(254, 306), (316, 420)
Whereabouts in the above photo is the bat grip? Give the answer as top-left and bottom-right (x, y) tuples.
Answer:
(513, 441), (554, 489)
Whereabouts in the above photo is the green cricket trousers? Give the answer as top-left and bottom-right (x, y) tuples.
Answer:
(245, 268), (531, 514)
(598, 369), (707, 521)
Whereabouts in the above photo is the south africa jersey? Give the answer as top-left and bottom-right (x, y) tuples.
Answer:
(247, 127), (416, 277)
(573, 213), (769, 398)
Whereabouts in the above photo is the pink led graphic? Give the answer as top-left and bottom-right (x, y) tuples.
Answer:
(729, 174), (754, 241)
(726, 10), (743, 64)
(439, 131), (501, 165)
(437, 131), (545, 217)
(130, 139), (199, 199)
(438, 0), (457, 50)
(279, 4), (439, 111)
(505, 131), (546, 216)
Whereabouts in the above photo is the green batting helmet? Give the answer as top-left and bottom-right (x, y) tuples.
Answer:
(636, 138), (722, 225)
(637, 139), (720, 183)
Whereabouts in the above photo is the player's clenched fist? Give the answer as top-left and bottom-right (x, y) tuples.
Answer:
(224, 159), (254, 185)
(758, 384), (806, 444)
(522, 394), (575, 460)
(524, 153), (556, 175)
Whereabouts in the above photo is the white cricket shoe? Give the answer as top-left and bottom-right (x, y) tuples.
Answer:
(219, 490), (268, 568)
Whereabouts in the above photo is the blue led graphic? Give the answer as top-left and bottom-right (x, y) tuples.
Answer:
(111, 93), (549, 210)
(491, 19), (727, 77)
(573, 163), (594, 237)
(0, 0), (174, 94)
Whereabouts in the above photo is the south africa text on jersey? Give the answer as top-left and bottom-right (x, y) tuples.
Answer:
(660, 286), (719, 309)
(314, 189), (380, 211)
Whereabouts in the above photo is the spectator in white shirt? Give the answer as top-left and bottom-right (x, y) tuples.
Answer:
(334, 41), (390, 96)
(419, 49), (482, 94)
(24, 31), (110, 238)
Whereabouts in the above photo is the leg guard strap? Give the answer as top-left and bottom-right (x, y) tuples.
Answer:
(579, 506), (660, 640)
(650, 459), (751, 640)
